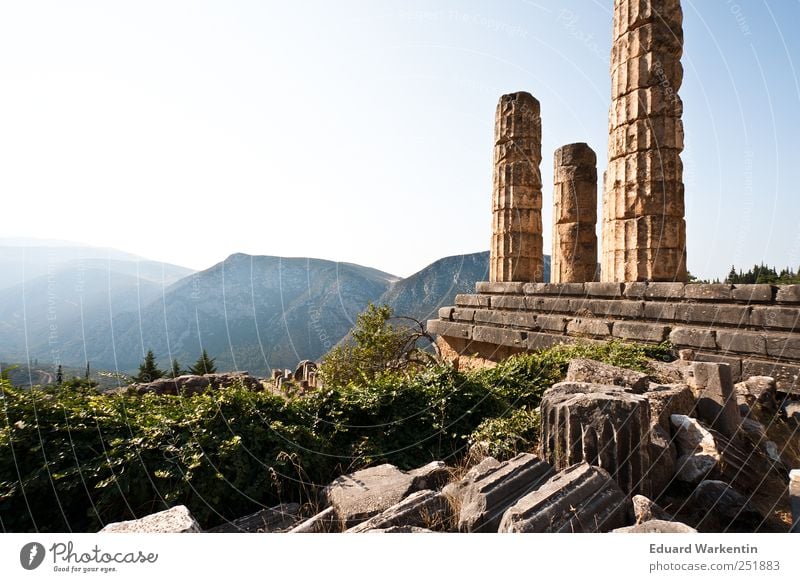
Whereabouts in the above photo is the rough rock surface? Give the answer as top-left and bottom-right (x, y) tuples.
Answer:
(632, 495), (672, 524)
(646, 425), (677, 498)
(736, 376), (777, 411)
(614, 520), (697, 534)
(687, 362), (741, 438)
(346, 490), (452, 533)
(288, 507), (339, 534)
(541, 382), (652, 495)
(100, 505), (201, 533)
(644, 383), (695, 432)
(371, 526), (434, 533)
(458, 453), (554, 532)
(786, 402), (800, 424)
(687, 480), (763, 532)
(551, 143), (598, 284)
(321, 464), (419, 527)
(133, 372), (262, 395)
(670, 414), (721, 484)
(498, 463), (630, 533)
(408, 461), (451, 491)
(565, 358), (649, 393)
(490, 91), (544, 283)
(442, 457), (501, 504)
(791, 470), (800, 533)
(207, 503), (300, 533)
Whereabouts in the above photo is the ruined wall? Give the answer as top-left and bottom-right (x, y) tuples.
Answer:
(429, 282), (800, 395)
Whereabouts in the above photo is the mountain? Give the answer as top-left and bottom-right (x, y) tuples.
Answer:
(0, 242), (192, 290)
(0, 247), (551, 378)
(379, 251), (490, 323)
(71, 254), (400, 376)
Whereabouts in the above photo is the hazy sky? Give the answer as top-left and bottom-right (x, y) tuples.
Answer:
(1, 1), (798, 280)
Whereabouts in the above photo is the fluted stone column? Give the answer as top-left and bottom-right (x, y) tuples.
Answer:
(540, 382), (652, 497)
(602, 0), (687, 282)
(552, 143), (598, 283)
(490, 92), (544, 283)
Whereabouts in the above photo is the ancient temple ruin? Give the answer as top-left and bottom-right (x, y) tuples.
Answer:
(427, 0), (800, 398)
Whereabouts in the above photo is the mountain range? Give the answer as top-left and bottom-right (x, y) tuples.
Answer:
(0, 241), (550, 378)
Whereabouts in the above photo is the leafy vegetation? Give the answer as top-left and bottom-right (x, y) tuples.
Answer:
(0, 303), (672, 533)
(319, 303), (435, 387)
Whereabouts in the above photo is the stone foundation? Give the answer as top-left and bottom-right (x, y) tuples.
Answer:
(428, 282), (800, 395)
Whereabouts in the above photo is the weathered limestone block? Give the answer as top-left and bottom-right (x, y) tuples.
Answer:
(644, 383), (695, 432)
(288, 507), (339, 533)
(100, 505), (200, 533)
(370, 526), (433, 533)
(791, 470), (800, 533)
(687, 362), (741, 438)
(565, 358), (649, 393)
(457, 453), (554, 532)
(208, 503), (300, 533)
(552, 143), (598, 283)
(442, 457), (501, 505)
(632, 495), (672, 524)
(735, 376), (777, 412)
(321, 464), (418, 527)
(408, 461), (451, 491)
(688, 480), (763, 532)
(490, 92), (544, 283)
(613, 520), (696, 533)
(540, 382), (652, 496)
(670, 414), (720, 484)
(498, 463), (630, 533)
(346, 490), (452, 533)
(602, 0), (687, 283)
(647, 424), (677, 497)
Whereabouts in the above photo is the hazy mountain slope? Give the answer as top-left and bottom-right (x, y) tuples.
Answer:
(379, 251), (551, 322)
(0, 268), (164, 365)
(80, 254), (399, 375)
(0, 243), (193, 290)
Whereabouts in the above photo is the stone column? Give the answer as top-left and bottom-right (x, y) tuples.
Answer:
(601, 0), (687, 282)
(490, 92), (544, 283)
(552, 143), (598, 283)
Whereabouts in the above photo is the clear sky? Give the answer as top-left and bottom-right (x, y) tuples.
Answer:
(1, 1), (798, 280)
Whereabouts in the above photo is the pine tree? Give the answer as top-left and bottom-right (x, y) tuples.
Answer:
(134, 349), (164, 382)
(188, 349), (216, 375)
(171, 358), (182, 378)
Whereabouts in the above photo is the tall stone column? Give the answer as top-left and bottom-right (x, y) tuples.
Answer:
(552, 143), (598, 283)
(490, 92), (544, 283)
(602, 0), (687, 282)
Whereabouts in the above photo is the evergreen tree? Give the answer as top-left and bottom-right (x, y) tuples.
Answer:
(171, 358), (182, 378)
(133, 349), (164, 382)
(188, 349), (216, 375)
